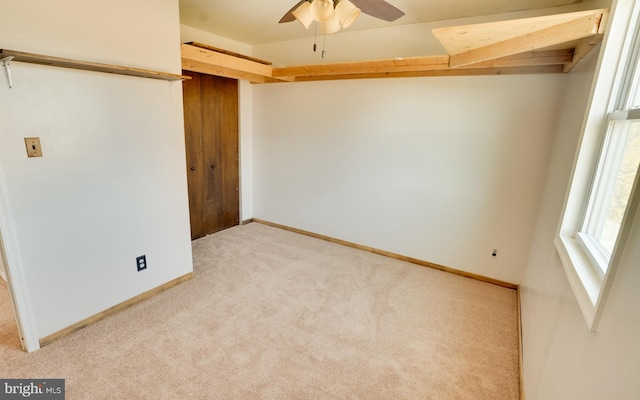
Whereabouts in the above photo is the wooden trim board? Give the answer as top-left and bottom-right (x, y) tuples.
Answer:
(39, 272), (194, 348)
(252, 219), (518, 290)
(0, 49), (189, 82)
(518, 288), (526, 400)
(185, 42), (272, 66)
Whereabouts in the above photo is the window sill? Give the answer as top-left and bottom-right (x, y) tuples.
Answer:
(554, 234), (603, 330)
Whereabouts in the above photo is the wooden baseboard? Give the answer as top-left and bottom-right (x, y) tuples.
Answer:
(39, 272), (194, 348)
(251, 219), (518, 290)
(240, 218), (254, 226)
(517, 288), (526, 400)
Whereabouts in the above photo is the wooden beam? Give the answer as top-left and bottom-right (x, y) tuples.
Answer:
(286, 65), (564, 82)
(463, 49), (574, 69)
(270, 50), (569, 82)
(181, 44), (288, 84)
(272, 56), (450, 79)
(563, 34), (604, 72)
(181, 58), (267, 83)
(448, 12), (605, 68)
(433, 9), (608, 55)
(563, 12), (607, 73)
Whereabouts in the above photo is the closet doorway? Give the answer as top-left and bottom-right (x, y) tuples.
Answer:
(182, 70), (240, 240)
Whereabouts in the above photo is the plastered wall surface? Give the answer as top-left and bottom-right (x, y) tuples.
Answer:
(252, 75), (566, 284)
(0, 0), (193, 339)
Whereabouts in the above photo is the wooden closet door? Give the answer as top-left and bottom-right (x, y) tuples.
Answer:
(182, 70), (239, 240)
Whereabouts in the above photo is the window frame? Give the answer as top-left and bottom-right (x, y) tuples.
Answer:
(577, 111), (640, 276)
(555, 0), (640, 331)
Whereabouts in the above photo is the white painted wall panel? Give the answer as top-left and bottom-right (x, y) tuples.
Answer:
(520, 40), (640, 400)
(0, 0), (193, 339)
(252, 75), (565, 284)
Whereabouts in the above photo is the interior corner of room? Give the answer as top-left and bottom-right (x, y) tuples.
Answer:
(1, 0), (639, 399)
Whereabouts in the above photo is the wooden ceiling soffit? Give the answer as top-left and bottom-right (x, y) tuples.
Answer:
(433, 9), (608, 69)
(179, 9), (607, 83)
(181, 44), (290, 83)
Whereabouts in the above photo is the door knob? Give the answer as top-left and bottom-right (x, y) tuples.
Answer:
(210, 164), (216, 169)
(190, 167), (195, 171)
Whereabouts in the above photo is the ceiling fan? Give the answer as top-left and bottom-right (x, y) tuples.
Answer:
(280, 0), (405, 33)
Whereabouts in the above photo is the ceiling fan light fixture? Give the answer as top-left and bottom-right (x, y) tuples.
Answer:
(322, 13), (342, 34)
(292, 1), (314, 29)
(335, 0), (361, 28)
(310, 0), (335, 22)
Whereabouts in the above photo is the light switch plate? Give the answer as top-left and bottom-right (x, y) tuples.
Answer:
(24, 137), (42, 158)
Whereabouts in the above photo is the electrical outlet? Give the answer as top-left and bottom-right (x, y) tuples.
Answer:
(490, 249), (499, 259)
(24, 137), (42, 158)
(136, 255), (147, 271)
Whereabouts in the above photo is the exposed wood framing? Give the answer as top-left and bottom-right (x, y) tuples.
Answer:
(465, 49), (574, 69)
(181, 44), (288, 84)
(450, 14), (602, 68)
(273, 51), (569, 81)
(290, 65), (564, 82)
(185, 42), (273, 65)
(272, 56), (450, 80)
(563, 12), (607, 72)
(433, 9), (608, 69)
(563, 34), (604, 72)
(180, 9), (608, 84)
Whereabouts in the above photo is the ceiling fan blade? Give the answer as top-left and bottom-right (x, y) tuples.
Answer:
(350, 0), (405, 22)
(279, 0), (307, 23)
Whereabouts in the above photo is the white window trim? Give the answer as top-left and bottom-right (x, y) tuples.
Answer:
(555, 0), (640, 331)
(575, 231), (608, 277)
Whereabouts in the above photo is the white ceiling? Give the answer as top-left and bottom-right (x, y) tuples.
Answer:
(179, 0), (583, 45)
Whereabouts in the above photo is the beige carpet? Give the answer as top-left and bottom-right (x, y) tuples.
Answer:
(0, 279), (21, 351)
(0, 222), (520, 399)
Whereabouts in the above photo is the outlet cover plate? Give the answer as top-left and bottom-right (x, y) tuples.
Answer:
(136, 255), (147, 271)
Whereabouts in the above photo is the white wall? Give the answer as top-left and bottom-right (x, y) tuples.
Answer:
(520, 38), (640, 400)
(0, 0), (193, 339)
(252, 75), (566, 284)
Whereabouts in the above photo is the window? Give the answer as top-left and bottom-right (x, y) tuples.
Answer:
(555, 1), (640, 330)
(577, 114), (640, 275)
